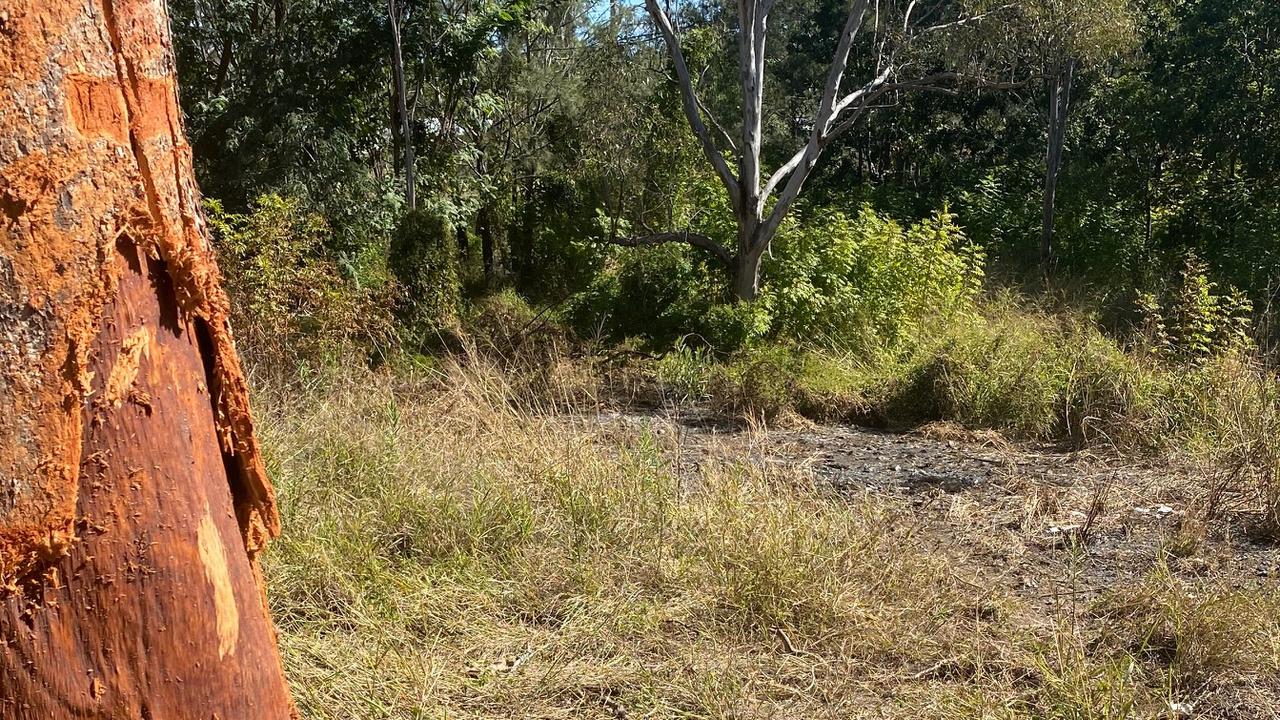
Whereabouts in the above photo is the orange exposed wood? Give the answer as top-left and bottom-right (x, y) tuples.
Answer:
(0, 0), (277, 581)
(0, 241), (295, 718)
(0, 0), (295, 714)
(65, 76), (131, 143)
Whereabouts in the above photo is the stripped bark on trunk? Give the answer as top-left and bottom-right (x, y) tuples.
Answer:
(0, 0), (294, 715)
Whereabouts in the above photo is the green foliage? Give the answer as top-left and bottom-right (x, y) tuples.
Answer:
(509, 183), (609, 302)
(1137, 254), (1253, 362)
(207, 194), (397, 363)
(569, 201), (983, 354)
(890, 304), (1162, 442)
(662, 298), (1170, 445)
(565, 244), (724, 348)
(654, 343), (715, 404)
(177, 0), (1280, 530)
(1015, 0), (1139, 63)
(765, 205), (985, 350)
(708, 344), (807, 420)
(700, 301), (774, 350)
(389, 210), (463, 343)
(704, 346), (871, 422)
(956, 171), (1040, 266)
(172, 0), (1280, 350)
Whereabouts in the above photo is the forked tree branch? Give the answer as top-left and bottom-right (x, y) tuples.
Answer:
(756, 0), (878, 211)
(756, 3), (1020, 255)
(640, 0), (1018, 281)
(644, 0), (742, 209)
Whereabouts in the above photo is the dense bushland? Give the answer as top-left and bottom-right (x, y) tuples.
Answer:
(186, 0), (1280, 503)
(174, 0), (1280, 317)
(207, 194), (399, 364)
(208, 187), (1280, 535)
(174, 0), (1280, 713)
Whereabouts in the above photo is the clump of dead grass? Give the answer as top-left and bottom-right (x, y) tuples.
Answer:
(255, 357), (1280, 719)
(1094, 565), (1280, 687)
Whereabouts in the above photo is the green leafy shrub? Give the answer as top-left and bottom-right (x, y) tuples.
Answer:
(389, 210), (462, 343)
(207, 193), (398, 364)
(464, 289), (542, 349)
(956, 171), (1038, 266)
(685, 299), (1170, 443)
(655, 342), (714, 404)
(700, 301), (772, 350)
(460, 288), (581, 385)
(764, 205), (984, 350)
(569, 203), (983, 354)
(707, 344), (804, 419)
(566, 244), (724, 348)
(1137, 253), (1253, 362)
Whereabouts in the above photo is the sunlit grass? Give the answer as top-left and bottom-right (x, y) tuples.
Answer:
(256, 358), (1280, 718)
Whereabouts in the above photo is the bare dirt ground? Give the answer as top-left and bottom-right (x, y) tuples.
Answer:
(540, 407), (1280, 718)
(598, 408), (1280, 644)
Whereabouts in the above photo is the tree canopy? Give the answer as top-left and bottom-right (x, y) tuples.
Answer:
(168, 0), (1280, 343)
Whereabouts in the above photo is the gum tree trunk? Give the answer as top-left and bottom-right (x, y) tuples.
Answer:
(389, 0), (416, 210)
(0, 1), (294, 717)
(731, 216), (766, 302)
(1040, 58), (1076, 272)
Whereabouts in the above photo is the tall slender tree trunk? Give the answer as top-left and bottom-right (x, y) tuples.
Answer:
(0, 1), (293, 716)
(212, 32), (234, 96)
(389, 0), (416, 210)
(478, 205), (496, 280)
(1040, 58), (1076, 272)
(390, 60), (405, 175)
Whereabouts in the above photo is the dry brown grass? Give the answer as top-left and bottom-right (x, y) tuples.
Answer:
(255, 357), (1280, 719)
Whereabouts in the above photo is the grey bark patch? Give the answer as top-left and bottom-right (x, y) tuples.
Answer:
(0, 253), (53, 514)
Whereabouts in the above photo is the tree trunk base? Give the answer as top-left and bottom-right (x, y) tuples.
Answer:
(1, 240), (294, 719)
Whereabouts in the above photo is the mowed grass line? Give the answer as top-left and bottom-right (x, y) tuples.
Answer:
(255, 361), (1280, 719)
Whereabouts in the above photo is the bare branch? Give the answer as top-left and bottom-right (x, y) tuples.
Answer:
(813, 0), (874, 138)
(832, 64), (895, 119)
(697, 95), (739, 153)
(920, 4), (1014, 34)
(903, 0), (919, 33)
(696, 68), (738, 152)
(760, 146), (806, 203)
(830, 72), (1036, 145)
(761, 62), (890, 205)
(644, 0), (742, 208)
(604, 230), (733, 266)
(757, 0), (874, 212)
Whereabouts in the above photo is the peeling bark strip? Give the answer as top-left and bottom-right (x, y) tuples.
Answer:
(0, 241), (295, 718)
(0, 0), (277, 583)
(0, 0), (294, 716)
